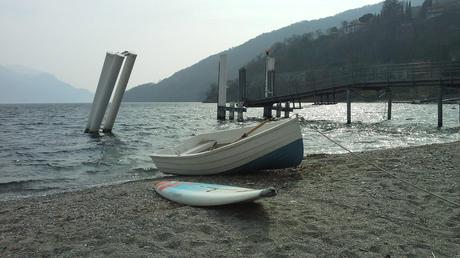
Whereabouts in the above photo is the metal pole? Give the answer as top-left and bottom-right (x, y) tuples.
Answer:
(87, 52), (125, 133)
(387, 87), (392, 120)
(347, 88), (351, 124)
(103, 52), (137, 132)
(217, 54), (228, 120)
(238, 68), (246, 103)
(85, 53), (115, 132)
(438, 84), (443, 128)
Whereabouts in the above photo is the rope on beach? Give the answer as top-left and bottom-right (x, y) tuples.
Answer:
(305, 122), (460, 208)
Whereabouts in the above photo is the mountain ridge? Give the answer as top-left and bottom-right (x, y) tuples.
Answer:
(123, 0), (424, 102)
(0, 65), (93, 104)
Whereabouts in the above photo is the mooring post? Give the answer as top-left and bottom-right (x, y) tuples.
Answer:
(438, 84), (443, 128)
(284, 101), (290, 118)
(263, 105), (273, 119)
(86, 52), (125, 133)
(103, 52), (137, 133)
(347, 88), (351, 124)
(333, 90), (336, 104)
(217, 54), (228, 120)
(276, 103), (281, 117)
(229, 102), (235, 120)
(387, 87), (392, 120)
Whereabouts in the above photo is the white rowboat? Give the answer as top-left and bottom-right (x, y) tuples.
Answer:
(150, 117), (304, 176)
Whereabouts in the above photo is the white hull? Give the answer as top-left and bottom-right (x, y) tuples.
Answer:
(150, 117), (304, 176)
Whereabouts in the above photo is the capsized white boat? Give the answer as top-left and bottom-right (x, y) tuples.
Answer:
(150, 117), (304, 175)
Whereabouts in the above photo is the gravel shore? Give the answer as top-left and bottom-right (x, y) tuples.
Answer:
(1, 141), (459, 257)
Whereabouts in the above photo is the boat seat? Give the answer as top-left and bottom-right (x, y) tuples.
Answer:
(181, 140), (217, 155)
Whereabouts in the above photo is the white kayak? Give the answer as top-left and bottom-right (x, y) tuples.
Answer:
(150, 117), (304, 175)
(153, 181), (277, 206)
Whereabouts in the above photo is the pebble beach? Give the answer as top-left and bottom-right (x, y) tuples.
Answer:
(1, 141), (459, 257)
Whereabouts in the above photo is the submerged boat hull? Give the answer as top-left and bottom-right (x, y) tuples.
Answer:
(151, 118), (304, 175)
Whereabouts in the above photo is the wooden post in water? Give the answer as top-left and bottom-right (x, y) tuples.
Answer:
(347, 88), (351, 124)
(217, 54), (228, 120)
(284, 101), (290, 118)
(387, 87), (392, 120)
(276, 103), (281, 117)
(438, 84), (443, 128)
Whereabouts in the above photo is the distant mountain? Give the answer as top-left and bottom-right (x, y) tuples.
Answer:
(124, 0), (425, 102)
(0, 65), (93, 103)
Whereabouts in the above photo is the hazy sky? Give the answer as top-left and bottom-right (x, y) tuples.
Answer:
(0, 0), (382, 92)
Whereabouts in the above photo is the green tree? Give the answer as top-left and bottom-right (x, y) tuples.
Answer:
(381, 0), (404, 21)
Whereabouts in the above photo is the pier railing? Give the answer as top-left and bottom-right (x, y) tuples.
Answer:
(240, 61), (460, 105)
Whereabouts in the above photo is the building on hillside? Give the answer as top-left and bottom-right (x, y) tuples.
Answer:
(343, 20), (368, 34)
(427, 0), (460, 19)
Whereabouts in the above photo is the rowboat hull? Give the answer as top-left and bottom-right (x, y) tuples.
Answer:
(150, 117), (304, 175)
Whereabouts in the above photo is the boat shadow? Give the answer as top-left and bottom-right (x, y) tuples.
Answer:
(167, 168), (303, 189)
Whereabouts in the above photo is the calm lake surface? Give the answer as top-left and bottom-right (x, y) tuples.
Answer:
(0, 102), (459, 200)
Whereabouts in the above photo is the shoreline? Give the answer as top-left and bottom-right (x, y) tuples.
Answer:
(1, 142), (459, 257)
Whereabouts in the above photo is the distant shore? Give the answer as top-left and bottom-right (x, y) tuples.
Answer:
(1, 141), (459, 257)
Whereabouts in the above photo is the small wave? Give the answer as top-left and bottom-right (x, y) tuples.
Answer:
(130, 167), (159, 174)
(0, 178), (71, 194)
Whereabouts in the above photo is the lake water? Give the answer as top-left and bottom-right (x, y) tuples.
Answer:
(0, 102), (459, 200)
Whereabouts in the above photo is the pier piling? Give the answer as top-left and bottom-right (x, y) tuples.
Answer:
(284, 102), (290, 118)
(438, 84), (443, 128)
(263, 105), (273, 119)
(229, 103), (235, 120)
(238, 68), (247, 122)
(346, 88), (351, 124)
(86, 52), (124, 133)
(217, 54), (228, 120)
(103, 52), (137, 133)
(237, 103), (244, 122)
(276, 103), (281, 117)
(387, 87), (392, 120)
(264, 56), (275, 98)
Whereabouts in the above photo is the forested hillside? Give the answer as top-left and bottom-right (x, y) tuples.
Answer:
(125, 1), (427, 102)
(205, 0), (460, 102)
